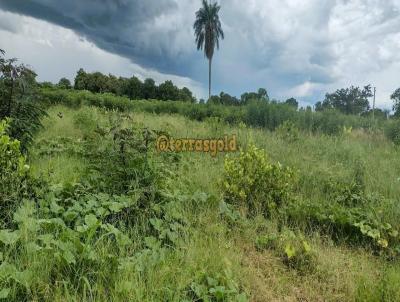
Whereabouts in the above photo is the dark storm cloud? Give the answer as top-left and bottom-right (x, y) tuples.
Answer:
(0, 0), (399, 104)
(0, 0), (192, 74)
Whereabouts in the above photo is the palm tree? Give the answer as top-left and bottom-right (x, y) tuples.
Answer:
(194, 0), (224, 100)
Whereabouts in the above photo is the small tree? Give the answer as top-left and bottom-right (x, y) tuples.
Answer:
(0, 53), (37, 118)
(57, 77), (72, 89)
(142, 78), (157, 99)
(194, 0), (224, 100)
(391, 88), (400, 117)
(318, 85), (372, 115)
(0, 50), (44, 149)
(285, 98), (298, 109)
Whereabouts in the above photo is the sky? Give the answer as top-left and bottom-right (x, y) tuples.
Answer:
(0, 0), (399, 109)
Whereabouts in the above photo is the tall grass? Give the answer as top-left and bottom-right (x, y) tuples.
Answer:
(1, 104), (399, 301)
(37, 88), (390, 137)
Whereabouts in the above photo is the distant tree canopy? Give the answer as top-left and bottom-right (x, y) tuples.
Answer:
(361, 108), (389, 120)
(285, 97), (298, 109)
(73, 69), (196, 102)
(241, 88), (269, 105)
(58, 78), (72, 89)
(391, 88), (400, 117)
(207, 88), (269, 106)
(315, 85), (372, 115)
(208, 92), (240, 106)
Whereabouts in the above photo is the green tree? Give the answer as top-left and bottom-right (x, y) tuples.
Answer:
(158, 80), (179, 101)
(318, 85), (372, 115)
(127, 76), (143, 99)
(362, 108), (387, 120)
(74, 68), (87, 90)
(194, 0), (224, 100)
(258, 88), (269, 101)
(391, 88), (400, 117)
(219, 91), (240, 105)
(179, 87), (196, 103)
(0, 53), (37, 118)
(285, 98), (298, 109)
(241, 88), (269, 104)
(143, 78), (157, 99)
(0, 50), (44, 149)
(57, 77), (72, 89)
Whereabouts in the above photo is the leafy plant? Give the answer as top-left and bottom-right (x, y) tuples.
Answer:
(188, 272), (247, 302)
(0, 120), (30, 225)
(0, 51), (45, 150)
(221, 144), (295, 217)
(276, 120), (300, 142)
(256, 229), (317, 274)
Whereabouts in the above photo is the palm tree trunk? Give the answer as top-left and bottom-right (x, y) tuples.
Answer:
(208, 57), (212, 101)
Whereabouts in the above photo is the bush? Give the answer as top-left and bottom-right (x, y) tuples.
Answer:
(384, 119), (400, 145)
(287, 193), (400, 256)
(276, 120), (300, 142)
(0, 120), (30, 225)
(222, 144), (295, 217)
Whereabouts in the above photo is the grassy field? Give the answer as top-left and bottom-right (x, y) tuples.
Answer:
(1, 103), (400, 301)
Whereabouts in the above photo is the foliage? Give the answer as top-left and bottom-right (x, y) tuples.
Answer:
(222, 144), (295, 217)
(37, 87), (384, 138)
(384, 119), (400, 145)
(391, 88), (400, 118)
(285, 97), (298, 109)
(241, 88), (269, 104)
(57, 77), (72, 89)
(315, 85), (372, 115)
(287, 186), (400, 256)
(0, 50), (45, 150)
(188, 272), (247, 302)
(194, 0), (224, 99)
(0, 120), (31, 225)
(256, 229), (316, 274)
(82, 117), (166, 199)
(73, 68), (196, 102)
(208, 92), (241, 106)
(356, 266), (400, 302)
(276, 120), (300, 142)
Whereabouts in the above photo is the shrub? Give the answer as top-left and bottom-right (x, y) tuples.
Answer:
(276, 120), (300, 142)
(384, 119), (400, 145)
(287, 195), (400, 256)
(0, 120), (30, 225)
(82, 117), (169, 209)
(221, 144), (295, 217)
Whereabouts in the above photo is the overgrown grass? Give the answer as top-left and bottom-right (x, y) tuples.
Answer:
(1, 104), (399, 301)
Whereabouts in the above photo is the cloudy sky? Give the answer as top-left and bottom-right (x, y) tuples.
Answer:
(0, 0), (399, 108)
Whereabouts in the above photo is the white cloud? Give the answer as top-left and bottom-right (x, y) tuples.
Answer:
(287, 81), (322, 98)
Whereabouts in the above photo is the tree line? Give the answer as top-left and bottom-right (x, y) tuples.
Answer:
(49, 69), (197, 103)
(43, 68), (400, 118)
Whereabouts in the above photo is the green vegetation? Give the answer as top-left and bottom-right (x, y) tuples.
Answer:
(0, 102), (399, 301)
(2, 49), (400, 301)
